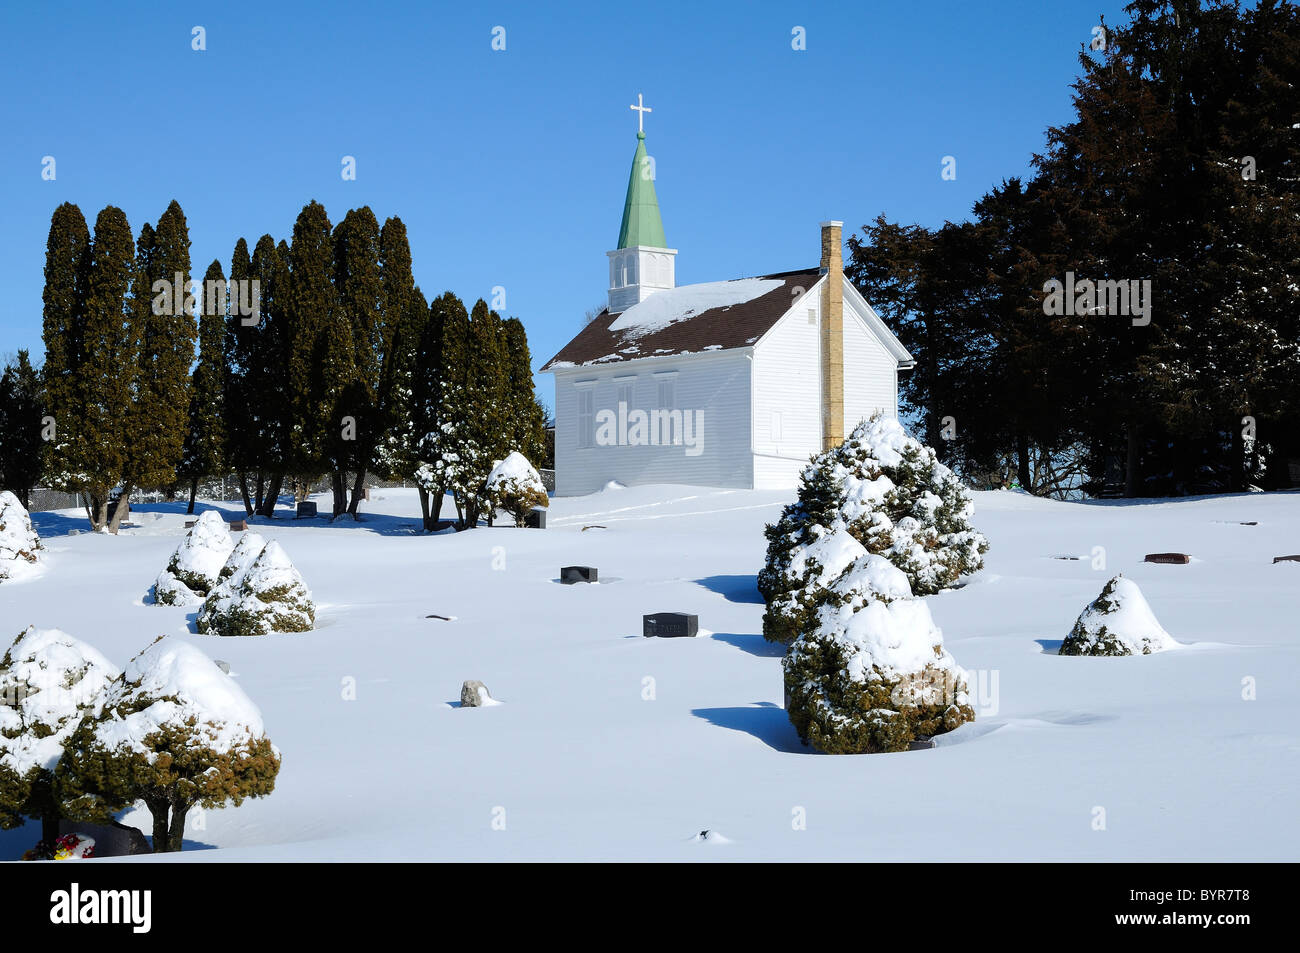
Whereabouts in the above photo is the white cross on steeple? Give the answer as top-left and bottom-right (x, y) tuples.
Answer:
(629, 93), (652, 133)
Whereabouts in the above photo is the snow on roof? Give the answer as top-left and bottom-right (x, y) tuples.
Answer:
(95, 636), (267, 756)
(607, 277), (784, 338)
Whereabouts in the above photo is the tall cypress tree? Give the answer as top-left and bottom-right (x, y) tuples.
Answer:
(41, 203), (91, 508)
(113, 201), (196, 529)
(78, 206), (136, 530)
(500, 316), (547, 465)
(180, 259), (227, 512)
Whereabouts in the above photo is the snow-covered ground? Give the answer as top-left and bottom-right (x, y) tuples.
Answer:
(2, 485), (1297, 861)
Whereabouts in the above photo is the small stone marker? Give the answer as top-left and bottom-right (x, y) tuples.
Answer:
(229, 520), (247, 531)
(460, 680), (492, 707)
(525, 508), (546, 529)
(1273, 555), (1300, 564)
(426, 614), (452, 620)
(296, 501), (318, 519)
(643, 612), (699, 638)
(907, 735), (936, 751)
(363, 486), (371, 501)
(213, 659), (231, 674)
(58, 820), (150, 857)
(184, 520), (196, 529)
(581, 525), (607, 532)
(561, 566), (598, 584)
(1144, 553), (1191, 564)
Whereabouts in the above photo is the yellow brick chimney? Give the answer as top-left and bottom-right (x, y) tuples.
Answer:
(820, 220), (844, 450)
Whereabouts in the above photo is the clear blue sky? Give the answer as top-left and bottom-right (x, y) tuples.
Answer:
(0, 0), (1127, 411)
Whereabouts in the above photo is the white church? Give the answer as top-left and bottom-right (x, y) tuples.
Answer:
(542, 97), (914, 496)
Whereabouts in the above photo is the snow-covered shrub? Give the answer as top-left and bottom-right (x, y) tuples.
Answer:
(56, 635), (280, 852)
(0, 491), (42, 582)
(762, 526), (866, 645)
(196, 540), (314, 637)
(153, 510), (234, 606)
(783, 554), (975, 753)
(0, 627), (119, 844)
(1061, 575), (1178, 656)
(483, 451), (549, 527)
(760, 414), (987, 644)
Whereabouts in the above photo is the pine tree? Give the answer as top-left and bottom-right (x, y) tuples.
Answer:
(180, 260), (227, 512)
(501, 317), (548, 465)
(0, 352), (45, 507)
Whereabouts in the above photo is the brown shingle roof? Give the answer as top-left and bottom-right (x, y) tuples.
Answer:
(541, 268), (822, 371)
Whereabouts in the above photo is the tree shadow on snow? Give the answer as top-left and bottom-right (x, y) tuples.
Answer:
(710, 632), (786, 658)
(692, 703), (809, 753)
(693, 574), (764, 604)
(1035, 639), (1065, 655)
(29, 509), (94, 539)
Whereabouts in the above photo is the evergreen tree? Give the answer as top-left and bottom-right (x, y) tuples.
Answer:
(0, 352), (45, 507)
(40, 203), (91, 510)
(180, 260), (227, 512)
(77, 206), (137, 531)
(113, 202), (196, 529)
(501, 317), (548, 465)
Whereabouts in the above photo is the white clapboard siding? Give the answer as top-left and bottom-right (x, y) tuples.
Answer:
(843, 292), (900, 430)
(552, 350), (753, 496)
(751, 280), (824, 490)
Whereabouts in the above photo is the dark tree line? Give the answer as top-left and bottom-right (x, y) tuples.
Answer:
(849, 0), (1300, 498)
(11, 198), (548, 528)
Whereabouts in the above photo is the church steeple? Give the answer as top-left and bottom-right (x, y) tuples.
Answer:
(617, 131), (667, 249)
(607, 94), (676, 314)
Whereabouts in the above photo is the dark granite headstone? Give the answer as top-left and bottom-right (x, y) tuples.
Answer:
(229, 520), (247, 531)
(184, 520), (197, 529)
(57, 819), (150, 857)
(525, 508), (546, 529)
(296, 501), (318, 519)
(643, 613), (699, 638)
(561, 566), (598, 584)
(1273, 554), (1300, 564)
(1144, 552), (1191, 564)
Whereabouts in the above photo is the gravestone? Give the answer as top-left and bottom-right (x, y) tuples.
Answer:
(57, 820), (150, 857)
(1273, 555), (1300, 564)
(1144, 552), (1191, 564)
(296, 501), (318, 519)
(214, 659), (231, 674)
(229, 520), (247, 531)
(561, 566), (598, 584)
(363, 486), (371, 501)
(643, 613), (699, 638)
(525, 508), (547, 529)
(184, 520), (197, 529)
(460, 680), (492, 707)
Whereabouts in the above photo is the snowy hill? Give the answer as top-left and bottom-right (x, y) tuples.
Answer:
(1, 485), (1297, 861)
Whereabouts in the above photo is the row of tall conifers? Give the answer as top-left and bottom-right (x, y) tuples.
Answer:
(37, 199), (548, 531)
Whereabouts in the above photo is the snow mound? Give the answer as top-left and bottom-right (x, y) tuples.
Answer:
(197, 540), (314, 637)
(607, 278), (783, 337)
(0, 626), (119, 776)
(1061, 575), (1179, 656)
(154, 510), (234, 605)
(0, 491), (42, 582)
(486, 451), (543, 490)
(95, 636), (267, 756)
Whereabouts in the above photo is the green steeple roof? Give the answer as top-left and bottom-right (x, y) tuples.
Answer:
(617, 132), (667, 249)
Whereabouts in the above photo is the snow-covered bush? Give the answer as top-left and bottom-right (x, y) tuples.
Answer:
(196, 540), (314, 637)
(783, 553), (975, 753)
(153, 510), (234, 606)
(760, 414), (987, 645)
(0, 491), (42, 582)
(483, 451), (549, 527)
(56, 635), (280, 852)
(1061, 575), (1178, 656)
(0, 627), (119, 845)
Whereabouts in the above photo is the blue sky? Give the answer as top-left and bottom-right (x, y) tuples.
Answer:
(0, 0), (1127, 411)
